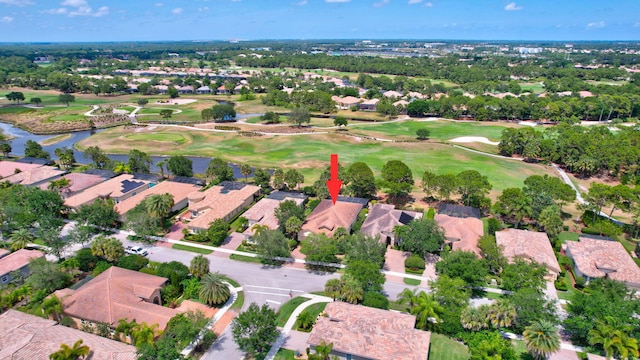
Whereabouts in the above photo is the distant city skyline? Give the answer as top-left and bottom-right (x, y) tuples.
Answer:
(0, 0), (638, 42)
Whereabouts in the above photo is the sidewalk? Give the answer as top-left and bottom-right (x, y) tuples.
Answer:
(264, 294), (332, 360)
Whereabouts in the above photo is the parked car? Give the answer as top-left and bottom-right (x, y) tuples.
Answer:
(125, 246), (149, 256)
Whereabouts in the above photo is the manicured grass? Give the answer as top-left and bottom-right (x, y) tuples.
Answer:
(229, 253), (262, 264)
(519, 82), (545, 94)
(46, 114), (86, 122)
(40, 134), (72, 146)
(78, 126), (555, 192)
(557, 231), (580, 244)
(349, 120), (515, 142)
(138, 107), (181, 115)
(481, 291), (505, 300)
(428, 333), (470, 360)
(125, 133), (188, 144)
(294, 302), (327, 331)
(276, 297), (310, 327)
(171, 243), (213, 254)
(0, 107), (36, 115)
(231, 290), (245, 311)
(404, 277), (422, 285)
(274, 348), (296, 360)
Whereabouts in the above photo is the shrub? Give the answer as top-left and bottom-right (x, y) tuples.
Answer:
(362, 292), (389, 310)
(426, 208), (435, 220)
(554, 278), (568, 291)
(582, 220), (622, 237)
(574, 275), (586, 289)
(75, 248), (99, 272)
(487, 218), (502, 236)
(161, 283), (181, 304)
(117, 254), (149, 271)
(288, 239), (298, 251)
(60, 317), (76, 328)
(93, 261), (111, 276)
(405, 255), (426, 271)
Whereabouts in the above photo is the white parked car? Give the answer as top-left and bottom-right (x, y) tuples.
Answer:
(125, 246), (149, 256)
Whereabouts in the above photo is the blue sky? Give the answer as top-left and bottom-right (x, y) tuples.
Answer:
(0, 0), (638, 42)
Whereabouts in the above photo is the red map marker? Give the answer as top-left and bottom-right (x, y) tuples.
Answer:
(326, 154), (343, 205)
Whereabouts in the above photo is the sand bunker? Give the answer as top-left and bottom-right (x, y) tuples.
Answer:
(154, 98), (197, 105)
(450, 136), (499, 146)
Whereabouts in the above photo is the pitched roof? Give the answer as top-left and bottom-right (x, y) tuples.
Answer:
(435, 214), (483, 256)
(64, 174), (151, 208)
(1, 165), (65, 186)
(59, 267), (177, 330)
(301, 199), (364, 238)
(187, 182), (260, 230)
(0, 249), (44, 277)
(242, 197), (305, 236)
(39, 172), (105, 195)
(0, 160), (42, 178)
(0, 310), (137, 360)
(360, 203), (422, 240)
(308, 302), (431, 360)
(496, 229), (561, 274)
(114, 180), (201, 215)
(565, 237), (640, 288)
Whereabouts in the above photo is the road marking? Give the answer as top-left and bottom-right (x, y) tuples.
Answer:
(266, 299), (281, 305)
(245, 291), (291, 297)
(244, 285), (304, 293)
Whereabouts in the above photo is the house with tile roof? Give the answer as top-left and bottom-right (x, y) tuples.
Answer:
(357, 98), (379, 111)
(2, 165), (66, 187)
(565, 236), (640, 290)
(114, 180), (202, 221)
(434, 213), (484, 256)
(360, 203), (422, 247)
(0, 161), (43, 179)
(55, 266), (178, 330)
(64, 174), (153, 209)
(186, 181), (260, 232)
(307, 302), (431, 360)
(299, 198), (366, 239)
(242, 194), (306, 238)
(0, 249), (45, 286)
(496, 229), (561, 280)
(331, 95), (362, 110)
(196, 85), (211, 94)
(39, 172), (107, 198)
(0, 310), (137, 360)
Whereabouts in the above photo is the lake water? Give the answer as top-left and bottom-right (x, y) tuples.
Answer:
(0, 122), (249, 177)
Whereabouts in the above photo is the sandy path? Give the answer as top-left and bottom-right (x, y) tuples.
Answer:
(449, 136), (499, 146)
(154, 98), (197, 105)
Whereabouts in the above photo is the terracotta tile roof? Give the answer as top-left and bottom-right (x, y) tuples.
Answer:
(64, 174), (151, 209)
(0, 161), (42, 178)
(39, 172), (105, 195)
(496, 229), (561, 274)
(187, 183), (260, 230)
(242, 197), (305, 236)
(0, 249), (44, 277)
(332, 96), (362, 106)
(565, 237), (640, 289)
(360, 203), (422, 241)
(308, 302), (431, 360)
(383, 90), (403, 98)
(60, 267), (177, 330)
(435, 214), (483, 256)
(3, 165), (66, 186)
(301, 199), (364, 238)
(114, 180), (201, 216)
(0, 309), (137, 360)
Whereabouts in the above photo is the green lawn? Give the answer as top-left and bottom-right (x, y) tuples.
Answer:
(171, 243), (213, 254)
(125, 133), (188, 144)
(519, 82), (545, 94)
(557, 231), (580, 244)
(137, 107), (181, 115)
(0, 107), (36, 115)
(428, 333), (470, 360)
(404, 277), (422, 285)
(79, 126), (554, 192)
(276, 297), (310, 327)
(274, 348), (296, 360)
(294, 302), (328, 331)
(349, 120), (514, 142)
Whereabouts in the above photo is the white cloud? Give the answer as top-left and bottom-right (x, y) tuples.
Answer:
(587, 21), (605, 29)
(61, 0), (87, 6)
(171, 7), (183, 14)
(423, 2), (433, 7)
(0, 16), (14, 23)
(93, 5), (108, 16)
(43, 7), (68, 14)
(197, 6), (208, 12)
(0, 0), (33, 6)
(373, 0), (390, 7)
(295, 0), (308, 5)
(325, 0), (351, 3)
(408, 0), (422, 4)
(154, 2), (163, 6)
(504, 2), (523, 11)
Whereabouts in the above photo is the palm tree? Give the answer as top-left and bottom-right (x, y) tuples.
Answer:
(460, 305), (490, 331)
(487, 298), (517, 329)
(131, 322), (161, 347)
(190, 254), (210, 279)
(251, 224), (269, 236)
(411, 292), (444, 331)
(115, 318), (138, 344)
(145, 193), (174, 227)
(324, 278), (342, 301)
(10, 228), (34, 251)
(588, 316), (639, 360)
(397, 288), (421, 312)
(113, 161), (131, 174)
(49, 339), (90, 360)
(42, 295), (63, 322)
(240, 164), (252, 183)
(341, 277), (363, 304)
(513, 195), (533, 229)
(523, 320), (561, 360)
(156, 159), (166, 178)
(199, 272), (231, 306)
(48, 178), (71, 195)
